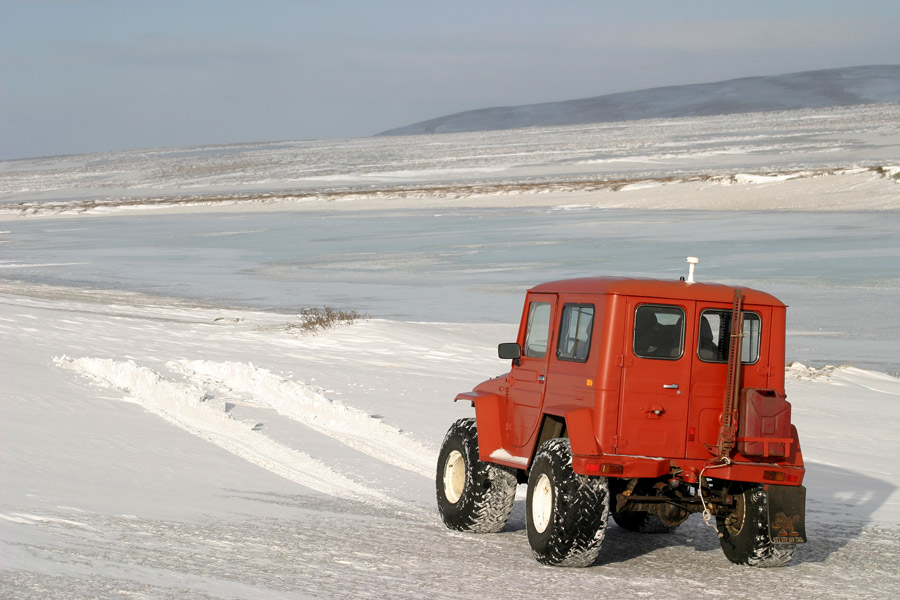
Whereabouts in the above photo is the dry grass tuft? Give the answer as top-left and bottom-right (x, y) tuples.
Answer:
(259, 306), (368, 336)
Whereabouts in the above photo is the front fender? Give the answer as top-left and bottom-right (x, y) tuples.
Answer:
(455, 390), (506, 462)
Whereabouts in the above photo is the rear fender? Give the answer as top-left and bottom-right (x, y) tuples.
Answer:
(564, 407), (600, 457)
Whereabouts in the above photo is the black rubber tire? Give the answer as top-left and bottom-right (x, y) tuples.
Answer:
(716, 485), (796, 567)
(526, 438), (609, 567)
(612, 511), (679, 533)
(436, 418), (517, 533)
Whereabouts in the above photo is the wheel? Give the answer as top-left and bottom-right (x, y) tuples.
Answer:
(716, 485), (795, 567)
(612, 510), (679, 533)
(436, 418), (517, 533)
(526, 438), (609, 567)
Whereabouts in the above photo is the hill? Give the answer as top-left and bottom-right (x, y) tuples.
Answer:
(379, 65), (900, 136)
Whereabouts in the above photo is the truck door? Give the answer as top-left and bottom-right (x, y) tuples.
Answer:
(618, 300), (695, 458)
(508, 293), (557, 448)
(687, 304), (771, 459)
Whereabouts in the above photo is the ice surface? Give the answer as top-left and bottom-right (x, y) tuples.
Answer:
(1, 207), (897, 373)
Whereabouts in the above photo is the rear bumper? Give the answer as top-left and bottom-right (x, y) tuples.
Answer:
(572, 453), (805, 486)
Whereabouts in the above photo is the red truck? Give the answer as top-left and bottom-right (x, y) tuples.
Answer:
(437, 261), (806, 567)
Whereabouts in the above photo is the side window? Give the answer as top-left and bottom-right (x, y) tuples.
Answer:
(557, 304), (594, 362)
(633, 305), (685, 359)
(698, 310), (761, 364)
(523, 302), (552, 358)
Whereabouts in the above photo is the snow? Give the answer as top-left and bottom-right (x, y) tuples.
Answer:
(2, 103), (900, 597)
(490, 449), (529, 467)
(3, 102), (899, 216)
(54, 356), (408, 508)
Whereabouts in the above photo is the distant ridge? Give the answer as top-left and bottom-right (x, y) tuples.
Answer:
(379, 65), (900, 136)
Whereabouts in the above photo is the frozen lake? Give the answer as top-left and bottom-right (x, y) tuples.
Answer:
(2, 206), (898, 373)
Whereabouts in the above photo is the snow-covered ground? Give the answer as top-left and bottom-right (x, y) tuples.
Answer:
(2, 289), (898, 598)
(2, 103), (899, 215)
(2, 105), (900, 597)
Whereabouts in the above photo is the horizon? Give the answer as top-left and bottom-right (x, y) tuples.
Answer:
(2, 1), (900, 160)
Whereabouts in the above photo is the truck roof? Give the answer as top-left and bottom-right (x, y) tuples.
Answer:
(529, 277), (786, 307)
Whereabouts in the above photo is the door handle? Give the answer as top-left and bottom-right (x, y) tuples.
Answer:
(662, 384), (679, 389)
(538, 375), (545, 382)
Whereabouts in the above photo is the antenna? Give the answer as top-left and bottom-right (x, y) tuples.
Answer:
(686, 256), (699, 283)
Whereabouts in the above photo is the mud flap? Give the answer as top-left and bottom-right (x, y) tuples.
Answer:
(766, 484), (807, 544)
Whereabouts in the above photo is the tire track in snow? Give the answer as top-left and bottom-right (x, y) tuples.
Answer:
(55, 356), (405, 508)
(171, 360), (436, 479)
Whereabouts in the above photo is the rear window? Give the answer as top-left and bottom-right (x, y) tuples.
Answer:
(633, 305), (684, 359)
(698, 310), (761, 364)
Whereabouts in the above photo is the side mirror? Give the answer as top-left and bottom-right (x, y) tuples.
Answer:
(498, 342), (522, 366)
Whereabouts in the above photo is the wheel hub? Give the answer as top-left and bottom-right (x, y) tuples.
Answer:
(532, 473), (553, 533)
(725, 491), (747, 535)
(443, 450), (465, 503)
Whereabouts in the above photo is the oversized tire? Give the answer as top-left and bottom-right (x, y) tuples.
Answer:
(436, 418), (517, 533)
(526, 438), (609, 567)
(612, 510), (679, 534)
(716, 485), (795, 567)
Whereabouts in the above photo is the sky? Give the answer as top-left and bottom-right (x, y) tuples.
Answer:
(1, 0), (899, 160)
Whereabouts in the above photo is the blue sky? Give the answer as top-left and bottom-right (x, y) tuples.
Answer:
(2, 0), (899, 159)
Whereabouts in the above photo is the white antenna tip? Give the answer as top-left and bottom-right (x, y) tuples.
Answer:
(686, 256), (699, 282)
